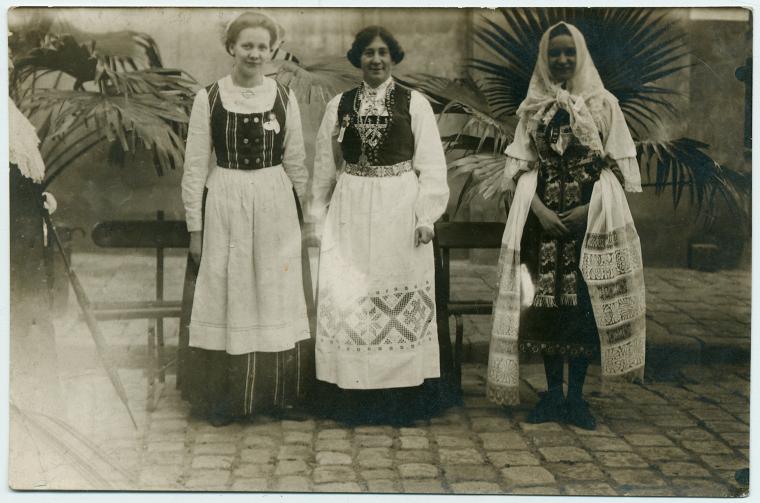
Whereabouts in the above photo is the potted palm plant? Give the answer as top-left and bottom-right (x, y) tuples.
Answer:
(398, 7), (750, 268)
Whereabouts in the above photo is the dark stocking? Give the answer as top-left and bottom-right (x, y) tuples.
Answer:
(568, 356), (590, 401)
(544, 354), (564, 396)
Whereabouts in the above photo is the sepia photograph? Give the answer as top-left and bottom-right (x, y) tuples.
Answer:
(4, 2), (753, 499)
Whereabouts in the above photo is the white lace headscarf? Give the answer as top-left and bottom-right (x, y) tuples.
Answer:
(507, 21), (638, 168)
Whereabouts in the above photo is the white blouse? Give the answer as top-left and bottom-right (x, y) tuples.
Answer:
(181, 75), (308, 233)
(308, 78), (450, 231)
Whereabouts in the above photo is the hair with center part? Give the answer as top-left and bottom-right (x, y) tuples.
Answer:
(346, 25), (405, 68)
(549, 23), (572, 39)
(224, 12), (279, 55)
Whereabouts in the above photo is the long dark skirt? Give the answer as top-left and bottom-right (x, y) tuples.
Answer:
(182, 340), (315, 419)
(312, 377), (452, 426)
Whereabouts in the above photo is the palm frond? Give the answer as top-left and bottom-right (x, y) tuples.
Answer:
(272, 57), (361, 104)
(447, 153), (508, 214)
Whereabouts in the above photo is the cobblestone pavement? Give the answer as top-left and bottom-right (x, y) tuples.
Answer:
(35, 252), (750, 495)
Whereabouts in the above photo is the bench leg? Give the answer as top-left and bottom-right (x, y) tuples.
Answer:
(147, 324), (157, 412)
(454, 314), (464, 394)
(177, 254), (198, 389)
(157, 318), (165, 383)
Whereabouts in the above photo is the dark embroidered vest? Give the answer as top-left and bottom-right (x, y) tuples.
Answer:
(337, 84), (414, 166)
(206, 80), (289, 170)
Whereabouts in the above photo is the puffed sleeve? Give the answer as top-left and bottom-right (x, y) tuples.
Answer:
(307, 94), (342, 232)
(600, 94), (642, 193)
(282, 88), (308, 203)
(181, 89), (212, 233)
(410, 90), (449, 230)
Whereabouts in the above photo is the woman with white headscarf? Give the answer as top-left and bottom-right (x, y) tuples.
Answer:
(486, 22), (646, 430)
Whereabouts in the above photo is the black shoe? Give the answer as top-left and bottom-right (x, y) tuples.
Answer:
(565, 397), (596, 430)
(527, 390), (567, 424)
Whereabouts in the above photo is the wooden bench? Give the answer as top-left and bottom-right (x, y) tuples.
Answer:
(91, 211), (189, 410)
(433, 219), (506, 394)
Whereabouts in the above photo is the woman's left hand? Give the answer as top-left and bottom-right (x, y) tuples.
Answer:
(415, 226), (434, 247)
(558, 204), (589, 234)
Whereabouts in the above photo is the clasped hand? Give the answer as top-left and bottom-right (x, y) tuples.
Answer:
(536, 204), (588, 238)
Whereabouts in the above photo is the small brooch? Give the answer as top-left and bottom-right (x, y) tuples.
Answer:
(263, 112), (280, 134)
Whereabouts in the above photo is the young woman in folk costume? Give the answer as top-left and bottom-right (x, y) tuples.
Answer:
(180, 12), (313, 426)
(486, 22), (646, 430)
(308, 26), (451, 425)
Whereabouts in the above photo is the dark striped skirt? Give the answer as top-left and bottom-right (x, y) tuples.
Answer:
(181, 340), (315, 419)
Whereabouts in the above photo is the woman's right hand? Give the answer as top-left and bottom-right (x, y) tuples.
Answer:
(533, 202), (570, 238)
(189, 231), (202, 265)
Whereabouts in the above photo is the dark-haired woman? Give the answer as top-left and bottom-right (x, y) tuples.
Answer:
(180, 12), (313, 426)
(308, 26), (450, 425)
(486, 22), (646, 430)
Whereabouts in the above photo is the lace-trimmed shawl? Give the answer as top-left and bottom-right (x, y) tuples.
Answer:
(9, 98), (46, 184)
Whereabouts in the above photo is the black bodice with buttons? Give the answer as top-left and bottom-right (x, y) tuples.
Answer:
(206, 80), (289, 170)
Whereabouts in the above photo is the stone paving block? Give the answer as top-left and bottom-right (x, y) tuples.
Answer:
(519, 422), (564, 433)
(273, 476), (311, 492)
(402, 479), (446, 493)
(243, 434), (278, 448)
(434, 435), (475, 448)
(233, 463), (274, 478)
(580, 436), (631, 451)
(283, 431), (312, 445)
(316, 451), (352, 466)
(316, 439), (352, 452)
(607, 421), (659, 434)
(313, 482), (363, 492)
(150, 419), (188, 433)
(443, 464), (498, 482)
(195, 431), (240, 444)
(193, 442), (237, 455)
(470, 416), (513, 432)
(277, 444), (313, 461)
(183, 469), (230, 490)
(191, 455), (234, 470)
(547, 463), (605, 481)
(230, 478), (269, 491)
(361, 469), (397, 480)
(400, 436), (429, 450)
(399, 427), (427, 436)
(357, 448), (393, 468)
(529, 432), (579, 448)
(673, 479), (730, 497)
(681, 440), (733, 454)
(501, 466), (556, 486)
(356, 434), (393, 448)
(651, 414), (699, 428)
(478, 432), (529, 450)
(607, 469), (666, 487)
(429, 424), (469, 435)
(398, 463), (439, 479)
(281, 419), (315, 431)
(439, 448), (484, 465)
(688, 408), (737, 422)
(317, 428), (349, 440)
(658, 462), (711, 478)
(636, 447), (692, 462)
(700, 454), (748, 471)
(665, 428), (716, 442)
(487, 450), (541, 468)
(313, 466), (357, 484)
(367, 479), (398, 492)
(450, 481), (502, 494)
(395, 449), (434, 464)
(240, 447), (275, 464)
(274, 460), (310, 476)
(564, 482), (618, 495)
(623, 434), (674, 447)
(719, 432), (749, 447)
(595, 451), (650, 468)
(539, 446), (592, 463)
(705, 421), (749, 433)
(355, 426), (394, 435)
